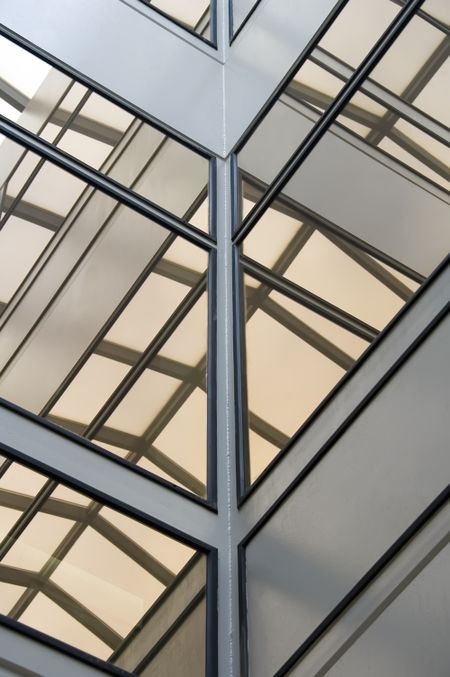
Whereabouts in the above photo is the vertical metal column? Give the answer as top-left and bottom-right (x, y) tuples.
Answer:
(215, 149), (242, 676)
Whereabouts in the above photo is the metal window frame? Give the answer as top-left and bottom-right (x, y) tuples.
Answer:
(0, 32), (221, 506)
(234, 0), (428, 244)
(0, 442), (219, 676)
(228, 0), (264, 44)
(0, 119), (218, 507)
(231, 0), (448, 500)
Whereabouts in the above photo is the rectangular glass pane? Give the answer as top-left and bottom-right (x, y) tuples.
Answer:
(0, 138), (210, 497)
(0, 35), (210, 232)
(0, 457), (207, 673)
(238, 0), (402, 195)
(243, 273), (369, 483)
(239, 1), (450, 487)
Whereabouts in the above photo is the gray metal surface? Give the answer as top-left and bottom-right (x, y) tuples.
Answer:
(245, 310), (450, 676)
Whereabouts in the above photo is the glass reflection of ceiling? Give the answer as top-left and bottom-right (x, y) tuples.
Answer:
(238, 0), (449, 485)
(0, 456), (206, 672)
(0, 144), (209, 496)
(0, 36), (209, 230)
(0, 35), (210, 499)
(239, 0), (450, 193)
(240, 185), (425, 482)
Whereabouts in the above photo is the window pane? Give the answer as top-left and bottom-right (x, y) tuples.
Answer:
(0, 138), (210, 497)
(0, 458), (207, 672)
(0, 35), (209, 232)
(238, 6), (449, 486)
(243, 274), (369, 482)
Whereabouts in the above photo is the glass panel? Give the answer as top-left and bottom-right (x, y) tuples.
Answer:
(239, 2), (450, 487)
(238, 0), (402, 193)
(243, 274), (369, 482)
(0, 138), (210, 497)
(145, 0), (211, 40)
(238, 1), (450, 226)
(0, 35), (209, 231)
(0, 458), (207, 673)
(242, 194), (420, 332)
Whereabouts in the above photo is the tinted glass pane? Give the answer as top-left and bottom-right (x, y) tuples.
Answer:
(239, 1), (449, 485)
(0, 457), (207, 672)
(232, 0), (261, 35)
(0, 35), (209, 233)
(0, 138), (209, 497)
(242, 273), (369, 482)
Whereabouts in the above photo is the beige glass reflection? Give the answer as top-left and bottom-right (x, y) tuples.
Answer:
(0, 139), (87, 309)
(43, 238), (208, 496)
(0, 459), (206, 672)
(243, 195), (417, 331)
(244, 276), (368, 482)
(100, 290), (209, 497)
(0, 128), (209, 496)
(0, 35), (209, 227)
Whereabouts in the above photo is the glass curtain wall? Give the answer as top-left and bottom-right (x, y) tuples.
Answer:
(0, 453), (208, 674)
(0, 36), (213, 501)
(234, 0), (450, 488)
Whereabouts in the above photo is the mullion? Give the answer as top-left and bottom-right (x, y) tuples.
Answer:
(82, 274), (207, 440)
(284, 80), (381, 129)
(39, 232), (177, 417)
(390, 0), (450, 34)
(40, 188), (206, 418)
(0, 457), (13, 480)
(0, 118), (144, 332)
(285, 80), (450, 181)
(0, 562), (122, 649)
(247, 412), (290, 450)
(0, 75), (28, 111)
(95, 342), (202, 384)
(384, 125), (450, 181)
(136, 354), (207, 450)
(234, 0), (427, 245)
(8, 501), (106, 621)
(1, 195), (64, 231)
(0, 79), (76, 196)
(0, 485), (177, 583)
(322, 231), (413, 302)
(258, 295), (355, 371)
